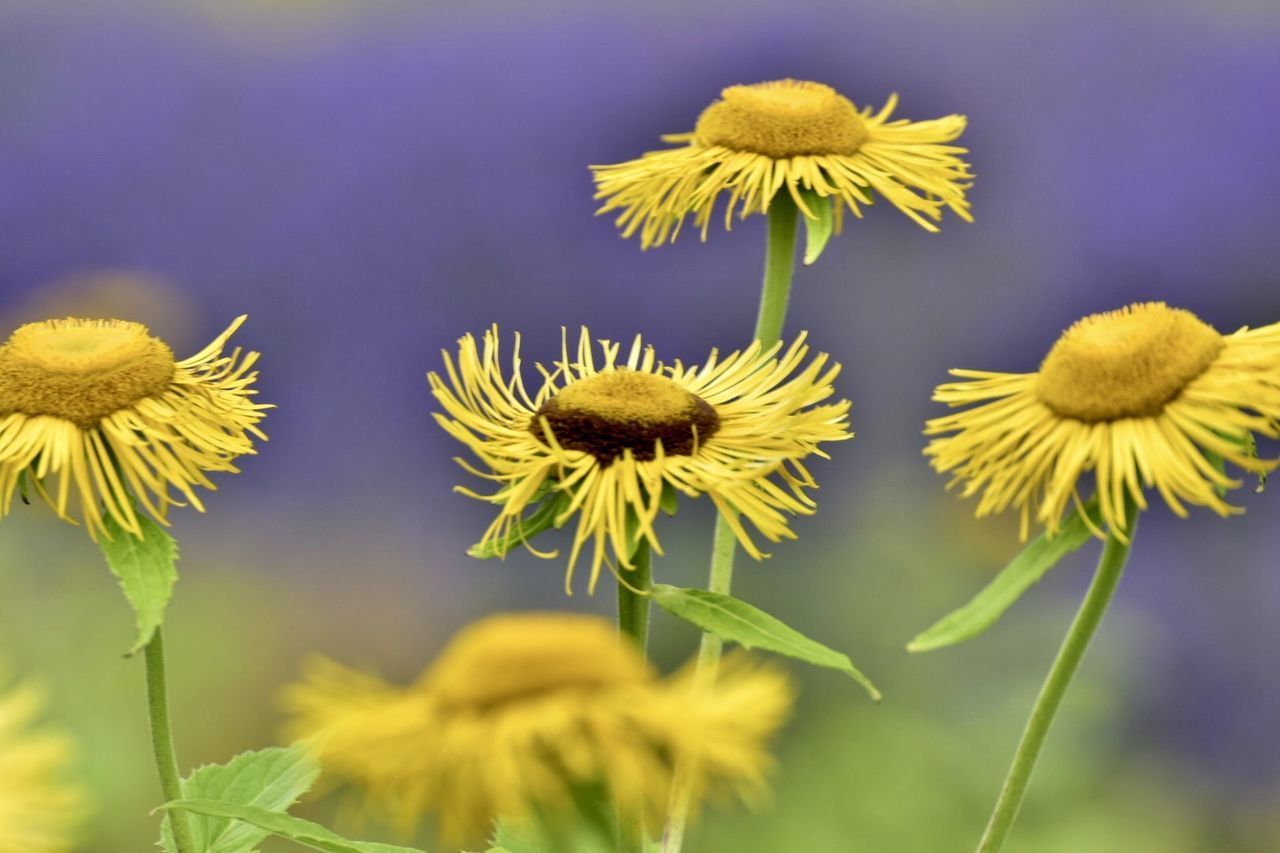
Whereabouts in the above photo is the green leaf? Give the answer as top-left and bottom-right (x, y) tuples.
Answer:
(490, 820), (540, 853)
(162, 801), (426, 853)
(467, 492), (567, 559)
(798, 189), (834, 266)
(1205, 449), (1228, 498)
(98, 511), (179, 654)
(488, 815), (624, 853)
(161, 746), (320, 853)
(1242, 432), (1267, 493)
(906, 502), (1102, 654)
(648, 585), (880, 701)
(659, 482), (679, 516)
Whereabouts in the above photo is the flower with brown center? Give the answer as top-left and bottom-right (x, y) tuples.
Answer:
(591, 79), (972, 249)
(926, 302), (1280, 538)
(428, 326), (851, 593)
(282, 612), (793, 845)
(0, 316), (268, 539)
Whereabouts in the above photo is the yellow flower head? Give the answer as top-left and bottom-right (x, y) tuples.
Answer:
(282, 612), (794, 845)
(925, 303), (1280, 539)
(0, 316), (269, 540)
(0, 681), (85, 853)
(591, 78), (973, 248)
(429, 326), (851, 593)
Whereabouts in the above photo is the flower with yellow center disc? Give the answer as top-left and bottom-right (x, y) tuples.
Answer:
(429, 326), (851, 593)
(0, 680), (85, 853)
(925, 302), (1280, 539)
(282, 612), (794, 845)
(591, 78), (973, 249)
(0, 316), (269, 540)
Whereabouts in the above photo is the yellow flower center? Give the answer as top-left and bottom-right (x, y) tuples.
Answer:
(694, 79), (868, 158)
(532, 370), (719, 465)
(1036, 303), (1224, 421)
(425, 613), (655, 711)
(0, 318), (175, 428)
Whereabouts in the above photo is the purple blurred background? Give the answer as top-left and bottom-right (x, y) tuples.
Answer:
(1, 0), (1278, 849)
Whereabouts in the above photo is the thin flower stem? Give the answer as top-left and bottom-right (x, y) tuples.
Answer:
(145, 629), (196, 853)
(754, 192), (800, 350)
(976, 516), (1137, 853)
(661, 195), (800, 853)
(616, 540), (653, 654)
(616, 541), (653, 852)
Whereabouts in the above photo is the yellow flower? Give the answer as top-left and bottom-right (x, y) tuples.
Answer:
(0, 680), (85, 853)
(282, 612), (794, 845)
(925, 302), (1280, 539)
(429, 326), (851, 593)
(0, 316), (269, 540)
(591, 78), (972, 248)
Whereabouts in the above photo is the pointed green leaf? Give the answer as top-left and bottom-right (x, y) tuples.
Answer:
(659, 482), (679, 516)
(649, 585), (880, 700)
(1243, 432), (1267, 492)
(1204, 449), (1229, 498)
(161, 746), (320, 853)
(490, 819), (542, 853)
(1206, 431), (1266, 495)
(98, 512), (179, 654)
(488, 815), (623, 853)
(798, 189), (834, 266)
(907, 502), (1102, 653)
(468, 492), (567, 559)
(162, 800), (426, 853)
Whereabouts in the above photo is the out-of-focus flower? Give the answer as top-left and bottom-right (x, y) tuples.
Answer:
(429, 326), (851, 592)
(0, 680), (85, 853)
(0, 316), (269, 539)
(592, 78), (972, 248)
(283, 612), (794, 845)
(926, 302), (1280, 538)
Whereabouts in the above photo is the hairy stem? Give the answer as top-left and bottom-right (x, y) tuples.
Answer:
(145, 629), (196, 852)
(661, 194), (799, 853)
(976, 517), (1137, 853)
(616, 539), (654, 654)
(753, 192), (800, 350)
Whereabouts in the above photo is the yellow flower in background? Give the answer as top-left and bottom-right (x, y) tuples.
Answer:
(283, 612), (793, 845)
(429, 326), (851, 593)
(926, 303), (1280, 539)
(0, 316), (269, 540)
(592, 78), (972, 248)
(0, 680), (85, 853)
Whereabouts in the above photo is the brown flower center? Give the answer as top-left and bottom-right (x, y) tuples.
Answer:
(1036, 303), (1224, 422)
(0, 318), (175, 428)
(694, 79), (869, 158)
(531, 370), (719, 465)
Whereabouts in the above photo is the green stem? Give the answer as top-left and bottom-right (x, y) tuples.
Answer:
(615, 540), (652, 852)
(976, 518), (1137, 853)
(145, 629), (196, 853)
(660, 195), (800, 853)
(659, 516), (738, 853)
(754, 192), (800, 350)
(616, 540), (653, 654)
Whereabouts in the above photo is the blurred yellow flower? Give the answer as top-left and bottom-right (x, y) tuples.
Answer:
(283, 612), (793, 845)
(0, 680), (85, 853)
(0, 316), (269, 540)
(592, 78), (972, 248)
(926, 302), (1280, 539)
(429, 326), (851, 593)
